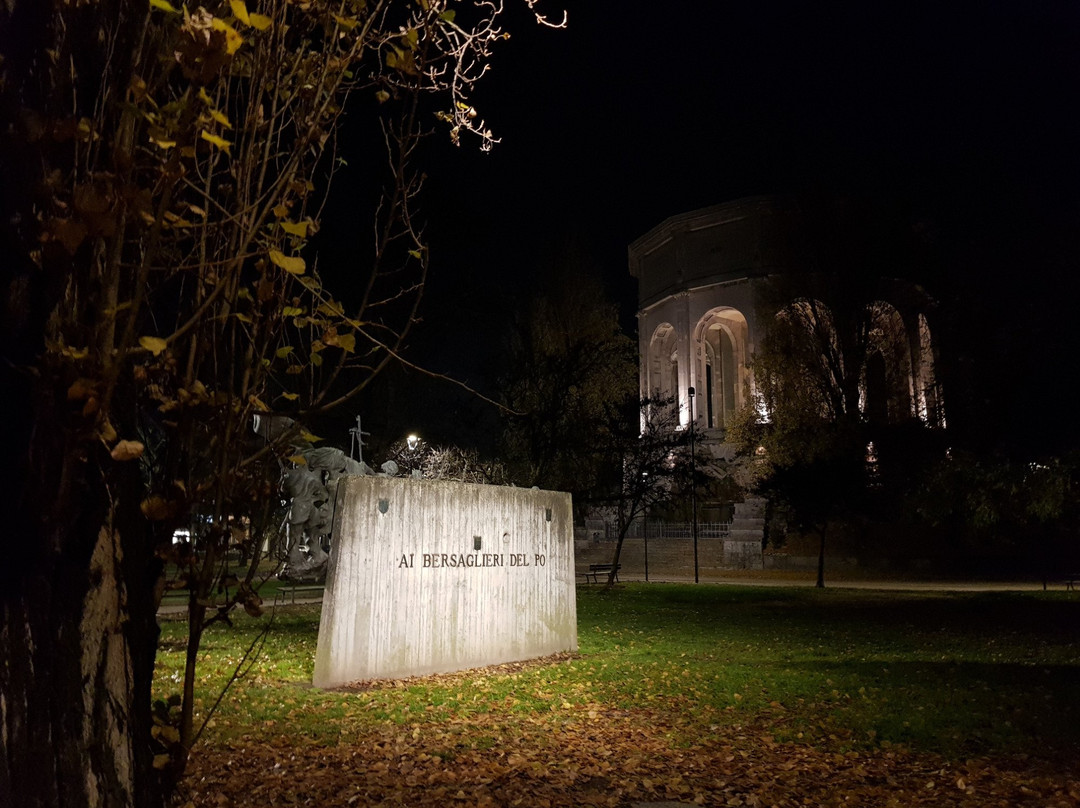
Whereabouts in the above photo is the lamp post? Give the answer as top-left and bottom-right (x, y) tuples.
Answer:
(688, 386), (699, 584)
(642, 471), (650, 582)
(404, 433), (421, 477)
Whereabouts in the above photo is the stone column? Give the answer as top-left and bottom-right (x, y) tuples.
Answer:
(674, 291), (693, 427)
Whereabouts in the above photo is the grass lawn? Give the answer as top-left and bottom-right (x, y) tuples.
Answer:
(157, 559), (322, 607)
(159, 584), (1080, 807)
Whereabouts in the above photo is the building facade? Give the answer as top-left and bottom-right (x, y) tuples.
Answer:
(629, 196), (945, 449)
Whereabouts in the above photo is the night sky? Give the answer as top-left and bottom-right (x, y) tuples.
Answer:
(324, 0), (1080, 457)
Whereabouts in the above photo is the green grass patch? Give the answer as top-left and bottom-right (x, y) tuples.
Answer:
(154, 584), (1080, 761)
(158, 561), (320, 605)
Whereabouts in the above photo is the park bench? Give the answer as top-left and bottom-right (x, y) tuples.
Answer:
(278, 584), (325, 604)
(580, 563), (620, 584)
(1042, 574), (1079, 591)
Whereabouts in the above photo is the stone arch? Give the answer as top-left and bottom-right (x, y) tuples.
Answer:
(766, 298), (843, 418)
(647, 323), (680, 403)
(862, 301), (912, 423)
(693, 308), (749, 429)
(777, 298), (842, 363)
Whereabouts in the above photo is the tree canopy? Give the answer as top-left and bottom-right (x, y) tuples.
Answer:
(0, 1), (560, 805)
(499, 271), (638, 503)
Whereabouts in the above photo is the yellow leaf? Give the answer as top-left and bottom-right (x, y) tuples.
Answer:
(139, 336), (168, 356)
(151, 724), (181, 744)
(111, 440), (145, 462)
(162, 210), (195, 229)
(210, 18), (244, 54)
(332, 13), (357, 30)
(280, 220), (309, 237)
(249, 395), (270, 411)
(152, 753), (172, 770)
(268, 249), (305, 274)
(336, 333), (355, 353)
(149, 133), (176, 149)
(299, 430), (323, 443)
(248, 13), (272, 30)
(141, 495), (177, 520)
(98, 420), (118, 443)
(60, 345), (90, 360)
(272, 204), (289, 218)
(200, 130), (232, 153)
(67, 378), (97, 401)
(229, 0), (250, 26)
(287, 454), (308, 465)
(149, 0), (180, 13)
(208, 107), (232, 128)
(279, 392), (300, 401)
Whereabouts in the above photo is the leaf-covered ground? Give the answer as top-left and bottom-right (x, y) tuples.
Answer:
(163, 586), (1080, 807)
(179, 702), (1079, 807)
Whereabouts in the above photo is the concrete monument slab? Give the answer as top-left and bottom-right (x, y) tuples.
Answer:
(313, 477), (577, 687)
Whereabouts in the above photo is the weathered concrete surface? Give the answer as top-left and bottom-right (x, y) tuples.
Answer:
(313, 478), (577, 687)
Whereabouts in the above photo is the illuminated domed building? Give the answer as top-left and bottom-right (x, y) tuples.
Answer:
(629, 195), (946, 456)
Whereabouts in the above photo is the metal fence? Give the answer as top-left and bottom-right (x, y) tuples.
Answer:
(584, 519), (731, 540)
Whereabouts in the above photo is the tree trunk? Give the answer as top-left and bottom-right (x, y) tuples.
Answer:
(1, 470), (162, 807)
(816, 526), (827, 589)
(606, 506), (635, 588)
(1, 357), (162, 808)
(0, 388), (163, 808)
(606, 533), (627, 588)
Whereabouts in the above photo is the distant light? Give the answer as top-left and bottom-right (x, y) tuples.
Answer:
(407, 434), (419, 451)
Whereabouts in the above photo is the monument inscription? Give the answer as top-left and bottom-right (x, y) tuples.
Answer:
(313, 477), (577, 687)
(395, 552), (546, 568)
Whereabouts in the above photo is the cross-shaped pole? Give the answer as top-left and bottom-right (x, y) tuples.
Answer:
(349, 414), (371, 464)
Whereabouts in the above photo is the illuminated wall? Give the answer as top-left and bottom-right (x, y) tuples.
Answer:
(313, 477), (577, 687)
(630, 197), (779, 434)
(629, 196), (946, 434)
